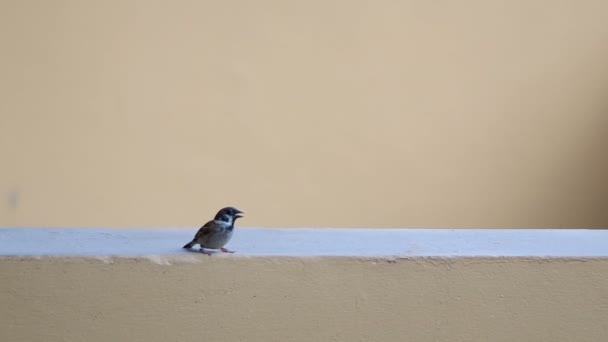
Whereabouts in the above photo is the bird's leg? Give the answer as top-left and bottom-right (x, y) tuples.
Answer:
(199, 248), (213, 255)
(220, 248), (235, 253)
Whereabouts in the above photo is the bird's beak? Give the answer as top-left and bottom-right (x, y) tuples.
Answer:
(235, 209), (244, 219)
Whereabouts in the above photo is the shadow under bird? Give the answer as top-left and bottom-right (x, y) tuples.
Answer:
(182, 207), (243, 254)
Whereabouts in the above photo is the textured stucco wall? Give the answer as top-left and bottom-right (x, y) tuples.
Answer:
(1, 0), (608, 228)
(1, 228), (608, 341)
(2, 256), (608, 342)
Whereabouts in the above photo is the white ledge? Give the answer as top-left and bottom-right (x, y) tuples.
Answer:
(1, 228), (607, 257)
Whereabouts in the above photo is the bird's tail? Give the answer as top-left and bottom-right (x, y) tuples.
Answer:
(183, 240), (196, 249)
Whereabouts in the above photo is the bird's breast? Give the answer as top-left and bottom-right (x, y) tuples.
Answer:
(201, 227), (234, 249)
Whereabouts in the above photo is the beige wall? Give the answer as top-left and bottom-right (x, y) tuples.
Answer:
(1, 256), (607, 342)
(1, 1), (607, 228)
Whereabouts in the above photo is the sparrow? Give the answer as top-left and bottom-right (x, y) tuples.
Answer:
(182, 207), (243, 254)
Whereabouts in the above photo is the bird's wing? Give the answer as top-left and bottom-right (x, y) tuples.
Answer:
(194, 220), (221, 239)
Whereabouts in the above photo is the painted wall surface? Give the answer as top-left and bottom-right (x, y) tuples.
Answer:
(1, 1), (608, 228)
(1, 256), (607, 342)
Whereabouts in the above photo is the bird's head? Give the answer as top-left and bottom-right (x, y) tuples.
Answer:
(215, 207), (244, 223)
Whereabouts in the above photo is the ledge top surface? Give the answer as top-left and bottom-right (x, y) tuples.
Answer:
(0, 227), (607, 257)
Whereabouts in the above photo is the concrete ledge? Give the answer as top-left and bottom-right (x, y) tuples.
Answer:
(1, 228), (608, 342)
(1, 228), (607, 257)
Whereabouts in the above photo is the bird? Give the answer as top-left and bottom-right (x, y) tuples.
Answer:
(182, 207), (243, 254)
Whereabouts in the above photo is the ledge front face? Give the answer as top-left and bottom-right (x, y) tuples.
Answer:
(0, 228), (607, 257)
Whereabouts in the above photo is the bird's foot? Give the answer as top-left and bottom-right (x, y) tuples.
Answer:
(220, 248), (235, 253)
(199, 248), (213, 255)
